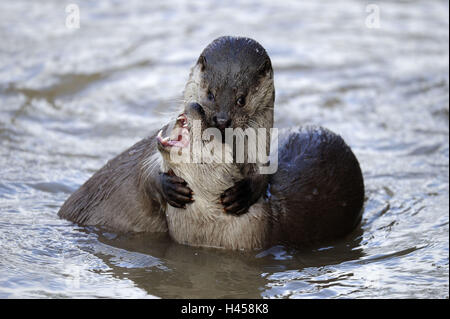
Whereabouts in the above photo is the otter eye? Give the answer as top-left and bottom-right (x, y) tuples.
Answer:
(207, 91), (214, 101)
(236, 96), (246, 107)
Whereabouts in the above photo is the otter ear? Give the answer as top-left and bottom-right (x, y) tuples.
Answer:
(257, 60), (272, 79)
(197, 55), (207, 71)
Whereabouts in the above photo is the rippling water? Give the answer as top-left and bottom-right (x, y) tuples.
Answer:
(0, 0), (448, 298)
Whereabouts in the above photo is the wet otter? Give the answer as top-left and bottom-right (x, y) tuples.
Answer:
(155, 106), (272, 250)
(58, 36), (364, 248)
(59, 36), (274, 232)
(269, 126), (364, 246)
(167, 36), (275, 216)
(155, 105), (364, 250)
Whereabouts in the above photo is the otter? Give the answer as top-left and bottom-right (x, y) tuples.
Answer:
(268, 126), (364, 246)
(58, 36), (274, 232)
(58, 36), (364, 248)
(175, 36), (275, 216)
(155, 105), (272, 250)
(155, 105), (364, 250)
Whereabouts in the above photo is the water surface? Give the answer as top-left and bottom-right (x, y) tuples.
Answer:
(0, 0), (448, 298)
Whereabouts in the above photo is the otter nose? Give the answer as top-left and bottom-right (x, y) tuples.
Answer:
(212, 115), (231, 131)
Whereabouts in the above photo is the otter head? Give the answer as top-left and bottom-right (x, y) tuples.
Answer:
(156, 102), (209, 166)
(183, 36), (275, 136)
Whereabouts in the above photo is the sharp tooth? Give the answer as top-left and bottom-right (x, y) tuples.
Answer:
(157, 130), (163, 139)
(162, 137), (170, 142)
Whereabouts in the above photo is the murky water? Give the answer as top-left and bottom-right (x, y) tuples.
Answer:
(0, 0), (448, 298)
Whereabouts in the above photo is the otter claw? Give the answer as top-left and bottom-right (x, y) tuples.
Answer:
(220, 179), (252, 215)
(160, 171), (193, 209)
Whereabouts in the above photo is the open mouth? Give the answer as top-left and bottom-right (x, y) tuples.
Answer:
(156, 114), (190, 149)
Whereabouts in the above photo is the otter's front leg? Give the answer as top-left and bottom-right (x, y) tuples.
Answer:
(220, 173), (267, 215)
(160, 169), (194, 209)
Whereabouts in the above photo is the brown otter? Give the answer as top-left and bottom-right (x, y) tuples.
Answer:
(154, 105), (364, 250)
(173, 36), (275, 216)
(58, 36), (365, 248)
(58, 36), (274, 232)
(268, 126), (365, 246)
(155, 106), (272, 250)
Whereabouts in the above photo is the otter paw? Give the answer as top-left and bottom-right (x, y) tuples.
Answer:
(220, 179), (251, 216)
(160, 170), (194, 209)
